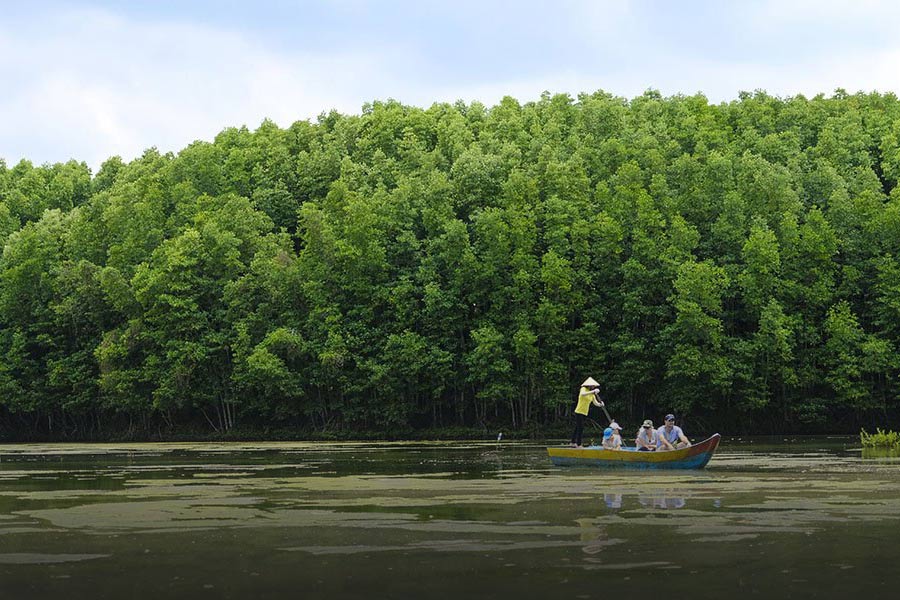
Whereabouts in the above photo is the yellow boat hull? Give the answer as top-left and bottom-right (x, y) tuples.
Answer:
(547, 434), (720, 469)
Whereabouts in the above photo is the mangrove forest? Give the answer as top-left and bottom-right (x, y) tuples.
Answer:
(2, 89), (900, 439)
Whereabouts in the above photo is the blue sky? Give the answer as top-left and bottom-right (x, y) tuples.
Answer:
(2, 0), (900, 169)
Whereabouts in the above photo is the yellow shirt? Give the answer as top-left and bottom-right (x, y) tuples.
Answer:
(574, 386), (597, 415)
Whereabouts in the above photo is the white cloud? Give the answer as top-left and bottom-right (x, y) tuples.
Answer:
(3, 2), (900, 172)
(751, 0), (900, 26)
(422, 70), (623, 110)
(647, 47), (900, 102)
(0, 8), (397, 170)
(422, 43), (900, 111)
(568, 0), (640, 38)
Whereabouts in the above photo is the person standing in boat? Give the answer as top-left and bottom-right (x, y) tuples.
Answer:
(571, 377), (604, 448)
(657, 414), (691, 450)
(635, 419), (659, 451)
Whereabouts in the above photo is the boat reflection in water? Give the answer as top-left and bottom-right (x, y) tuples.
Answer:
(638, 494), (686, 509)
(599, 493), (689, 510)
(580, 492), (689, 556)
(604, 493), (623, 509)
(576, 517), (612, 555)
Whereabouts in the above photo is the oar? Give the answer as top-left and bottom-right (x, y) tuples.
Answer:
(584, 418), (604, 446)
(598, 403), (613, 424)
(587, 418), (605, 435)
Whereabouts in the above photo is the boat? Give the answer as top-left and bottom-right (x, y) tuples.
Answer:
(547, 433), (721, 469)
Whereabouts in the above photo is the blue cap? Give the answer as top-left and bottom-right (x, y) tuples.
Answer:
(665, 414), (675, 421)
(603, 427), (613, 439)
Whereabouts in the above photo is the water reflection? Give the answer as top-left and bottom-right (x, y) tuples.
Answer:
(637, 494), (686, 509)
(861, 447), (900, 460)
(601, 492), (689, 511)
(575, 517), (611, 555)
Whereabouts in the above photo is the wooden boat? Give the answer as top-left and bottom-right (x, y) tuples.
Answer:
(547, 433), (721, 470)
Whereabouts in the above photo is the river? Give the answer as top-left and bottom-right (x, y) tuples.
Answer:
(1, 437), (898, 599)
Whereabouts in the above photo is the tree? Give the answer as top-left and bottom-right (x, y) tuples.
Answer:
(664, 260), (732, 414)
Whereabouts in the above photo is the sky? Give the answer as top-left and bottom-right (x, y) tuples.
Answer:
(2, 0), (900, 170)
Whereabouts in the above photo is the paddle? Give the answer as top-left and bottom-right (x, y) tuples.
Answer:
(597, 401), (613, 424)
(588, 417), (604, 431)
(587, 417), (605, 445)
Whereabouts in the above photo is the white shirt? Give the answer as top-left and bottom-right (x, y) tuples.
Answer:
(658, 425), (684, 447)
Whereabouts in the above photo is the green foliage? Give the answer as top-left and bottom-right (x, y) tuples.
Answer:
(0, 201), (18, 245)
(3, 89), (900, 438)
(860, 428), (900, 448)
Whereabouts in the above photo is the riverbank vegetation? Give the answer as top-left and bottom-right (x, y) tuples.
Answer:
(2, 89), (900, 440)
(860, 428), (900, 448)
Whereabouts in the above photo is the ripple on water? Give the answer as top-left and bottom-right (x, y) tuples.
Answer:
(0, 553), (108, 564)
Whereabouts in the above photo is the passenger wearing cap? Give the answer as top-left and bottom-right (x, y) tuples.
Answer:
(635, 419), (659, 451)
(657, 414), (691, 450)
(570, 377), (604, 448)
(602, 422), (623, 450)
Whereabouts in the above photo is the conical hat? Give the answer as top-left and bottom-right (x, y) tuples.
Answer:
(582, 377), (599, 387)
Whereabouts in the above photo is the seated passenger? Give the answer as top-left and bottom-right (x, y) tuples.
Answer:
(635, 419), (658, 451)
(657, 414), (691, 450)
(609, 421), (625, 450)
(601, 426), (621, 450)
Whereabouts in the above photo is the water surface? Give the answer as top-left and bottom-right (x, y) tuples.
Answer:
(1, 437), (897, 599)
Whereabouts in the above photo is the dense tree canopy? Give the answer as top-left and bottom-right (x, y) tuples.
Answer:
(2, 89), (900, 439)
